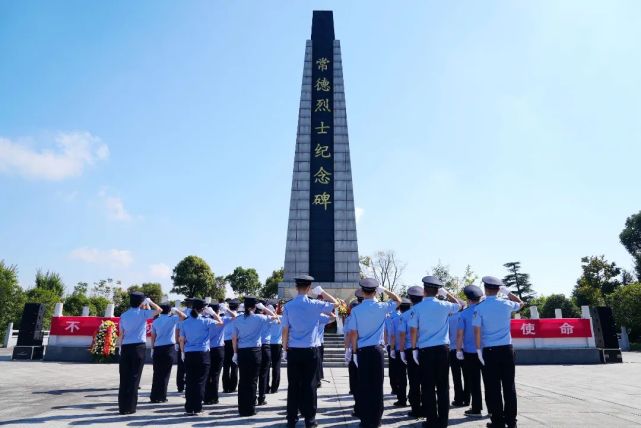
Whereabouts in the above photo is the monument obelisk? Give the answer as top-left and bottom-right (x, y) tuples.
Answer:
(278, 11), (360, 300)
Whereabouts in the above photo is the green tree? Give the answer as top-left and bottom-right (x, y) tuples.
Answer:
(112, 287), (130, 316)
(527, 295), (548, 319)
(92, 278), (121, 300)
(209, 276), (227, 301)
(540, 294), (580, 318)
(619, 211), (641, 279)
(24, 287), (61, 330)
(502, 262), (536, 303)
(431, 261), (460, 293)
(171, 256), (215, 298)
(226, 267), (262, 296)
(260, 268), (284, 298)
(128, 283), (164, 304)
(609, 283), (641, 341)
(89, 296), (110, 316)
(35, 269), (65, 298)
(360, 250), (407, 296)
(572, 255), (622, 306)
(0, 261), (25, 344)
(462, 265), (478, 286)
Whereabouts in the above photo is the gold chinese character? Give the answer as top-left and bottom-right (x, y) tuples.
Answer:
(314, 143), (331, 158)
(316, 57), (330, 71)
(313, 166), (332, 184)
(315, 122), (330, 134)
(314, 99), (331, 112)
(315, 77), (331, 92)
(312, 192), (332, 210)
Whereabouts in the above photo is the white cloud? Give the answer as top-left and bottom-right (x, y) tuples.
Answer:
(0, 132), (108, 180)
(70, 247), (133, 267)
(355, 206), (364, 224)
(105, 195), (132, 221)
(149, 263), (172, 279)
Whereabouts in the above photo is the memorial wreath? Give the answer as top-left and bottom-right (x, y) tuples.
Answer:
(90, 320), (118, 363)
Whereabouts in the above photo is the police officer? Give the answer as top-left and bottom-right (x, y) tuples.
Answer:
(316, 310), (336, 388)
(179, 299), (223, 416)
(204, 302), (237, 405)
(386, 305), (401, 397)
(473, 276), (524, 428)
(392, 297), (411, 407)
(118, 292), (161, 415)
(409, 276), (464, 428)
(150, 304), (186, 403)
(222, 298), (240, 393)
(355, 288), (364, 303)
(343, 300), (359, 402)
(282, 275), (340, 428)
(399, 285), (424, 418)
(456, 284), (485, 418)
(175, 298), (194, 393)
(232, 296), (278, 416)
(449, 309), (468, 407)
(266, 300), (283, 393)
(256, 300), (278, 405)
(349, 278), (401, 428)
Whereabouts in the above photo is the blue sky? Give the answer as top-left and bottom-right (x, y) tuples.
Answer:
(1, 1), (640, 298)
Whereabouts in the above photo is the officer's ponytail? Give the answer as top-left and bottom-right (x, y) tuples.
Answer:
(190, 309), (198, 318)
(190, 299), (206, 318)
(244, 306), (251, 317)
(243, 296), (257, 318)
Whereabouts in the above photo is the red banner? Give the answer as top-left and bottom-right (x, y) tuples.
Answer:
(511, 318), (592, 338)
(50, 316), (153, 337)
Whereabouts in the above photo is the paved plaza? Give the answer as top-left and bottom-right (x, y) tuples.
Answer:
(0, 351), (640, 427)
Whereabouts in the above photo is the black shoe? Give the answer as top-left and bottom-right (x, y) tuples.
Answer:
(270, 388), (278, 393)
(464, 409), (483, 418)
(119, 410), (136, 415)
(305, 419), (318, 428)
(204, 399), (219, 405)
(177, 389), (184, 393)
(451, 400), (467, 407)
(257, 399), (267, 406)
(407, 410), (420, 418)
(351, 411), (359, 418)
(487, 423), (505, 428)
(393, 401), (408, 407)
(316, 383), (321, 388)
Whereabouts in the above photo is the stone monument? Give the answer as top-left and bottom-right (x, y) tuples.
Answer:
(278, 11), (360, 300)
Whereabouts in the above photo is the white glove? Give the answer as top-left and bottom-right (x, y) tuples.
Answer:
(282, 351), (287, 362)
(174, 344), (179, 351)
(344, 349), (352, 366)
(437, 288), (448, 298)
(456, 351), (464, 361)
(144, 297), (152, 305)
(400, 351), (407, 365)
(376, 285), (385, 294)
(232, 353), (238, 364)
(219, 302), (227, 311)
(181, 351), (185, 362)
(477, 349), (485, 366)
(170, 307), (178, 314)
(353, 354), (358, 368)
(499, 286), (510, 296)
(412, 349), (419, 365)
(150, 348), (154, 358)
(203, 306), (215, 317)
(390, 349), (396, 359)
(312, 285), (324, 296)
(256, 302), (266, 311)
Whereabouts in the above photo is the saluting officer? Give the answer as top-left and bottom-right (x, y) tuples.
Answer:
(409, 276), (464, 428)
(150, 304), (186, 403)
(473, 276), (524, 428)
(266, 300), (283, 394)
(232, 296), (278, 416)
(256, 300), (278, 405)
(282, 275), (339, 428)
(343, 300), (359, 402)
(349, 278), (401, 428)
(175, 298), (194, 393)
(392, 297), (411, 407)
(456, 284), (485, 418)
(449, 309), (468, 407)
(118, 292), (161, 415)
(204, 302), (237, 405)
(316, 310), (336, 388)
(222, 298), (240, 393)
(386, 305), (401, 397)
(399, 285), (424, 419)
(179, 299), (223, 416)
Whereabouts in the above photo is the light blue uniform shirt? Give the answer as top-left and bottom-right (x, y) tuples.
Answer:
(260, 318), (278, 346)
(457, 305), (478, 352)
(409, 297), (460, 348)
(209, 317), (232, 348)
(120, 308), (155, 345)
(393, 312), (405, 350)
(223, 316), (236, 341)
(152, 314), (179, 347)
(385, 312), (399, 348)
(180, 315), (217, 352)
(315, 314), (331, 346)
(472, 296), (521, 348)
(399, 307), (415, 350)
(270, 321), (283, 345)
(448, 312), (460, 346)
(351, 299), (398, 348)
(282, 295), (334, 348)
(233, 313), (271, 349)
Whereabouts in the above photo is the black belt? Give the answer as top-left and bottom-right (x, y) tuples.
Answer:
(419, 344), (449, 351)
(483, 344), (513, 351)
(359, 344), (384, 351)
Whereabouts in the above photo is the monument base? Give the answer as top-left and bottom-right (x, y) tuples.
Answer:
(12, 345), (44, 360)
(514, 348), (602, 365)
(278, 281), (359, 301)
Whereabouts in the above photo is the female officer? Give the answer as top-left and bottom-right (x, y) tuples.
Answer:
(150, 305), (186, 403)
(118, 292), (162, 415)
(179, 298), (223, 416)
(266, 300), (283, 394)
(204, 302), (237, 405)
(232, 296), (278, 416)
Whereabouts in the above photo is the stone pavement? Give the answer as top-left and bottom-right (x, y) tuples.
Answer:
(0, 351), (640, 427)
